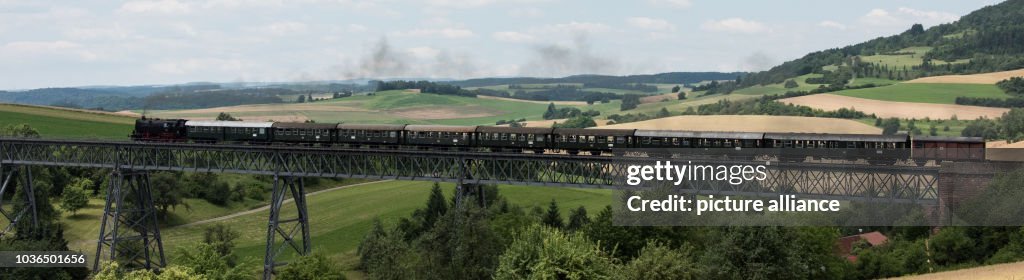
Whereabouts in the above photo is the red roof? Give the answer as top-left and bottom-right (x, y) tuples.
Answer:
(835, 231), (889, 262)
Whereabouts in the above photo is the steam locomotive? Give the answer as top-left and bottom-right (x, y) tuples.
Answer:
(131, 117), (986, 164)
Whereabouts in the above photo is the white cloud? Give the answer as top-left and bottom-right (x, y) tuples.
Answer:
(627, 17), (675, 30)
(701, 18), (769, 34)
(347, 24), (368, 32)
(492, 31), (535, 43)
(406, 46), (440, 59)
(263, 21), (308, 36)
(2, 40), (98, 61)
(393, 28), (475, 39)
(118, 0), (191, 14)
(540, 21), (612, 34)
(149, 58), (251, 75)
(509, 7), (543, 18)
(818, 20), (847, 30)
(860, 7), (959, 28)
(896, 7), (959, 24)
(649, 0), (691, 9)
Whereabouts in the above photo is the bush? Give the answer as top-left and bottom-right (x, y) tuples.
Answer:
(277, 252), (346, 280)
(494, 225), (617, 280)
(621, 241), (700, 280)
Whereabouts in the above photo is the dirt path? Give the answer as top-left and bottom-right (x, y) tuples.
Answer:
(172, 180), (390, 229)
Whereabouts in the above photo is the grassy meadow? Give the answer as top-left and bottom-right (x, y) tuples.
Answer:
(0, 103), (134, 139)
(832, 83), (1010, 104)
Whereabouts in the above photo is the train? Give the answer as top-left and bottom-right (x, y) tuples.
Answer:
(130, 117), (986, 164)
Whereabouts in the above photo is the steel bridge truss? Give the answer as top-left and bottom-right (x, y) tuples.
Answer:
(94, 170), (166, 271)
(263, 175), (311, 280)
(0, 163), (37, 237)
(0, 138), (942, 274)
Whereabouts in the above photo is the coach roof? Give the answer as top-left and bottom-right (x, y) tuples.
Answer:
(476, 126), (554, 134)
(635, 130), (764, 139)
(272, 122), (337, 129)
(185, 121), (274, 128)
(337, 124), (407, 130)
(914, 136), (985, 143)
(764, 133), (907, 142)
(553, 128), (636, 136)
(405, 125), (478, 133)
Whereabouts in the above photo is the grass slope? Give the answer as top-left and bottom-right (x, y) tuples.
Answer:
(832, 83), (1010, 104)
(0, 103), (133, 139)
(55, 179), (616, 272)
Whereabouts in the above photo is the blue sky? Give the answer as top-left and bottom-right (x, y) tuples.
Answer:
(0, 0), (1002, 89)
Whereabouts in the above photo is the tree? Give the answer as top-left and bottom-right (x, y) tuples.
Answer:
(671, 85), (681, 93)
(0, 124), (40, 138)
(308, 93), (314, 102)
(784, 79), (799, 89)
(203, 224), (241, 260)
(172, 243), (251, 280)
(297, 95), (306, 103)
(424, 183), (448, 228)
(59, 179), (90, 216)
(542, 199), (563, 228)
(543, 103), (557, 119)
(216, 112), (240, 121)
(277, 252), (346, 280)
(206, 180), (232, 206)
(566, 206), (590, 231)
(881, 118), (902, 135)
(150, 172), (189, 220)
(553, 116), (597, 128)
(621, 94), (641, 111)
(677, 91), (687, 100)
(622, 241), (700, 280)
(495, 225), (617, 280)
(657, 107), (671, 118)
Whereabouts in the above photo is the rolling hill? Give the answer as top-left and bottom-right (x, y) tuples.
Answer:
(0, 103), (134, 139)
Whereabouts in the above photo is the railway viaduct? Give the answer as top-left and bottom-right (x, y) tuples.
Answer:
(0, 138), (1018, 279)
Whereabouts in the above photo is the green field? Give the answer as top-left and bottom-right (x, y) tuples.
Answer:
(59, 180), (612, 272)
(832, 83), (1010, 104)
(0, 103), (134, 139)
(856, 118), (972, 137)
(860, 46), (970, 69)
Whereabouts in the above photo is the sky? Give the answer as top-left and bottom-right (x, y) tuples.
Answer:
(0, 0), (1003, 89)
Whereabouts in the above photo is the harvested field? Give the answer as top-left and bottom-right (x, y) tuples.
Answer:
(478, 95), (589, 106)
(906, 68), (1024, 84)
(389, 106), (498, 120)
(599, 115), (882, 134)
(781, 94), (1009, 120)
(987, 140), (1024, 149)
(892, 260), (1024, 280)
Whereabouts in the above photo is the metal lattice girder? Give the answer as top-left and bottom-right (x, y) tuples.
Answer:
(263, 176), (311, 280)
(94, 170), (166, 271)
(0, 138), (941, 202)
(0, 164), (38, 237)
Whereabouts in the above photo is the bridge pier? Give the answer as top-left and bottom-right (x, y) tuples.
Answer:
(454, 158), (485, 208)
(263, 175), (311, 280)
(94, 170), (166, 271)
(0, 164), (38, 237)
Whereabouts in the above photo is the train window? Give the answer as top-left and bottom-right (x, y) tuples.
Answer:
(537, 135), (545, 142)
(597, 137), (605, 144)
(642, 137), (651, 145)
(509, 133), (517, 141)
(569, 135), (577, 143)
(615, 137), (624, 144)
(607, 136), (615, 143)
(682, 140), (691, 147)
(389, 131), (397, 138)
(500, 133), (508, 140)
(518, 134), (526, 141)
(724, 141), (733, 148)
(588, 136), (595, 143)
